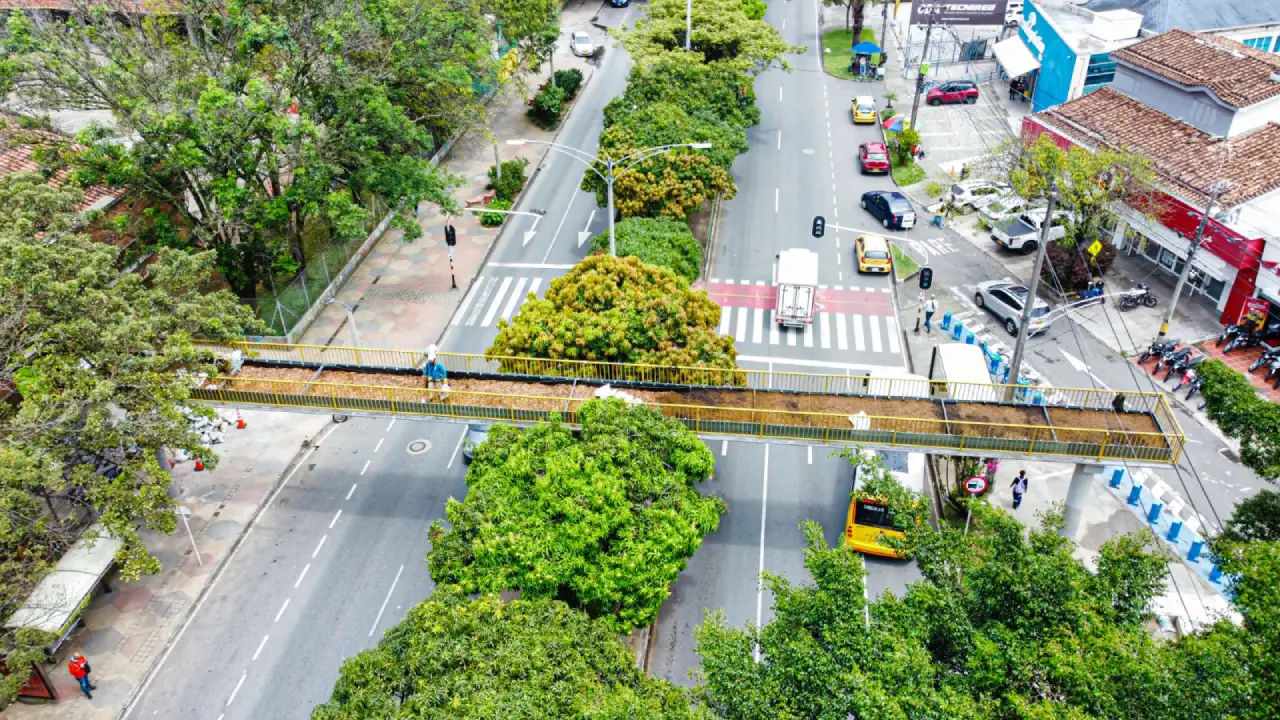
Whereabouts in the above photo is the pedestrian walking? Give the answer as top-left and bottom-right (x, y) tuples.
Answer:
(1011, 470), (1029, 510)
(929, 202), (948, 228)
(68, 653), (95, 699)
(422, 345), (449, 400)
(924, 295), (938, 332)
(985, 457), (999, 484)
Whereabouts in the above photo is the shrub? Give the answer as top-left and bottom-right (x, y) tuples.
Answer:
(924, 180), (946, 198)
(1040, 236), (1116, 291)
(529, 84), (567, 129)
(552, 68), (584, 99)
(487, 157), (530, 202)
(589, 216), (702, 281)
(478, 197), (512, 227)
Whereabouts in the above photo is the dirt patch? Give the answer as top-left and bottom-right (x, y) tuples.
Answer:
(218, 365), (316, 392)
(1047, 407), (1163, 448)
(688, 200), (713, 248)
(947, 402), (1050, 438)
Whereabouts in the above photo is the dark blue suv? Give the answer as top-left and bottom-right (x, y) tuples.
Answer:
(860, 190), (918, 230)
(609, 0), (630, 6)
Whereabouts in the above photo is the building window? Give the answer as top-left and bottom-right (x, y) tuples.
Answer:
(1083, 53), (1117, 91)
(1244, 37), (1274, 52)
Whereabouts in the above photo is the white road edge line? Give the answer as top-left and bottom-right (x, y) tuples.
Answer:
(312, 534), (327, 559)
(329, 508), (342, 529)
(754, 444), (770, 663)
(120, 422), (338, 720)
(252, 635), (269, 661)
(447, 426), (467, 469)
(369, 565), (405, 637)
(346, 483), (357, 500)
(274, 598), (290, 623)
(295, 563), (310, 589)
(225, 671), (246, 707)
(360, 460), (370, 476)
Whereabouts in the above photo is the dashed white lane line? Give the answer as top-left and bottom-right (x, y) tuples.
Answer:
(360, 460), (370, 476)
(252, 635), (269, 661)
(226, 672), (246, 707)
(777, 130), (781, 149)
(721, 440), (728, 456)
(312, 534), (327, 559)
(447, 426), (467, 469)
(808, 446), (813, 464)
(274, 598), (290, 623)
(374, 438), (384, 453)
(329, 509), (342, 529)
(346, 483), (357, 500)
(369, 565), (405, 637)
(385, 418), (395, 432)
(779, 86), (782, 102)
(294, 563), (310, 589)
(775, 187), (779, 213)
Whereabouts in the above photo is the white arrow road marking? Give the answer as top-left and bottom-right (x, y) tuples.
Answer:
(578, 209), (596, 247)
(1060, 348), (1088, 373)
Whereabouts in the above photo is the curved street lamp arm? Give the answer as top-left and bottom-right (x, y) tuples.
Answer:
(513, 139), (607, 182)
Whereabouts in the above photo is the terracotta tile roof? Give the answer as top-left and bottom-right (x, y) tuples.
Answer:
(1110, 29), (1280, 108)
(1033, 88), (1280, 208)
(0, 113), (121, 212)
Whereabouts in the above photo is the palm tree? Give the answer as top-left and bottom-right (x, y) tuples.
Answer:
(884, 91), (898, 109)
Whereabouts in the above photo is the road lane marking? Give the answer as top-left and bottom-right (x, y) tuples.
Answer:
(295, 564), (310, 589)
(528, 277), (543, 298)
(775, 187), (779, 213)
(719, 306), (732, 335)
(226, 672), (246, 707)
(734, 307), (749, 342)
(312, 534), (327, 558)
(779, 86), (782, 101)
(752, 308), (763, 344)
(360, 460), (370, 475)
(803, 321), (814, 348)
(736, 355), (907, 371)
(836, 313), (848, 350)
(777, 130), (781, 149)
(464, 277), (494, 326)
(544, 190), (580, 263)
(252, 636), (269, 662)
(853, 314), (867, 351)
(769, 310), (780, 345)
(501, 277), (529, 321)
(369, 565), (405, 637)
(274, 598), (290, 623)
(329, 509), (342, 529)
(447, 426), (467, 469)
(480, 277), (513, 326)
(870, 315), (883, 352)
(887, 317), (901, 354)
(808, 446), (813, 464)
(346, 484), (357, 500)
(721, 440), (728, 456)
(787, 325), (797, 346)
(374, 438), (383, 453)
(820, 313), (831, 349)
(754, 444), (770, 663)
(451, 281), (482, 326)
(485, 262), (575, 269)
(386, 418), (395, 432)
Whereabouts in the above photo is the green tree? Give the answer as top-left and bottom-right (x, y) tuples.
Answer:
(427, 400), (724, 634)
(0, 173), (258, 670)
(604, 60), (761, 131)
(1197, 359), (1280, 480)
(1215, 489), (1280, 548)
(312, 592), (707, 719)
(487, 254), (738, 371)
(483, 0), (561, 75)
(623, 0), (799, 75)
(823, 0), (869, 35)
(740, 0), (768, 21)
(591, 216), (703, 281)
(694, 505), (1273, 720)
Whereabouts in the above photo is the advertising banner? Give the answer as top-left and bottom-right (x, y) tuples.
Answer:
(910, 1), (1009, 26)
(1238, 297), (1269, 330)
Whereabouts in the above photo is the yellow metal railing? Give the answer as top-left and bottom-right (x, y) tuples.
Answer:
(193, 376), (1184, 465)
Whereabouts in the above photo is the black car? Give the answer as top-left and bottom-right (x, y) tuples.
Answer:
(860, 191), (917, 230)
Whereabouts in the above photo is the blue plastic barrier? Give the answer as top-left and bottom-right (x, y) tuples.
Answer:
(1147, 503), (1163, 524)
(1167, 521), (1182, 542)
(941, 311), (952, 330)
(1209, 566), (1223, 584)
(1127, 485), (1143, 506)
(1188, 540), (1204, 562)
(965, 331), (976, 345)
(1110, 468), (1124, 488)
(952, 322), (963, 341)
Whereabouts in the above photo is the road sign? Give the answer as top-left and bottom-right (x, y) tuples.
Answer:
(1086, 239), (1103, 257)
(963, 475), (988, 495)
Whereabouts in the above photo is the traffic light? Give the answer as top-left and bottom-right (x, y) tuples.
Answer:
(811, 215), (825, 238)
(444, 224), (457, 246)
(918, 266), (933, 290)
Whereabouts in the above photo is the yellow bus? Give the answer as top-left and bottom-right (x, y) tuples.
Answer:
(844, 371), (928, 558)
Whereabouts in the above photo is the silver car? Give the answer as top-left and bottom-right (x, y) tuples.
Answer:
(949, 179), (1011, 209)
(571, 31), (594, 57)
(977, 193), (1033, 225)
(974, 281), (1053, 335)
(461, 423), (491, 463)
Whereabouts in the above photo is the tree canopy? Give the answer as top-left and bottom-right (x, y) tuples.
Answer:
(1197, 359), (1280, 481)
(0, 172), (257, 691)
(695, 502), (1280, 720)
(312, 592), (709, 720)
(427, 399), (724, 634)
(487, 254), (737, 371)
(623, 0), (798, 75)
(591, 216), (703, 281)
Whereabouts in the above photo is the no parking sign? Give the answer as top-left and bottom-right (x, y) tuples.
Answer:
(964, 475), (988, 495)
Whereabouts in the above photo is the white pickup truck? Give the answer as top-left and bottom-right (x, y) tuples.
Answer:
(775, 248), (819, 327)
(991, 208), (1072, 254)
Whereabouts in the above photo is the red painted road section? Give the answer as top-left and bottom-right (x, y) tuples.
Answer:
(705, 282), (894, 315)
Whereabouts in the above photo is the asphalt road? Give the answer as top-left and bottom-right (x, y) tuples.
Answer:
(125, 417), (472, 719)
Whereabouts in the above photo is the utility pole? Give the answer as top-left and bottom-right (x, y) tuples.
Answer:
(881, 0), (890, 58)
(1005, 183), (1057, 401)
(1157, 181), (1230, 339)
(908, 7), (939, 132)
(686, 0), (692, 51)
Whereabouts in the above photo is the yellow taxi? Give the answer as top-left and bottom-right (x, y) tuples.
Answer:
(851, 95), (877, 124)
(855, 234), (892, 274)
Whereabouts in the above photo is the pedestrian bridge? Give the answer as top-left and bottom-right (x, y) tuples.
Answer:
(194, 342), (1185, 467)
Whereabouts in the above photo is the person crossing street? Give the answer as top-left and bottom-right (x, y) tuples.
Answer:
(924, 295), (938, 332)
(1011, 470), (1029, 510)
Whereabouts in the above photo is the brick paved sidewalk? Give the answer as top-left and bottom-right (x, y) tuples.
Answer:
(1, 410), (331, 720)
(298, 2), (602, 352)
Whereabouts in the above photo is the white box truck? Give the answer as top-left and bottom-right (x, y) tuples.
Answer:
(775, 248), (819, 327)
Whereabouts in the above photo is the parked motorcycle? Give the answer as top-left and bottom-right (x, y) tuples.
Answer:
(1152, 346), (1192, 376)
(1078, 278), (1106, 305)
(1249, 346), (1280, 373)
(1219, 320), (1249, 346)
(1117, 283), (1158, 311)
(1166, 353), (1205, 383)
(1185, 373), (1203, 400)
(1265, 354), (1280, 382)
(1225, 321), (1280, 354)
(1139, 339), (1180, 364)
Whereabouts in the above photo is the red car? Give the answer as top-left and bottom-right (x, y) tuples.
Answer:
(926, 80), (979, 106)
(858, 141), (891, 174)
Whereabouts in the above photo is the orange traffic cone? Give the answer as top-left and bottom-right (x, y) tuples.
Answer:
(949, 166), (956, 177)
(168, 456), (174, 468)
(236, 409), (246, 429)
(194, 457), (204, 471)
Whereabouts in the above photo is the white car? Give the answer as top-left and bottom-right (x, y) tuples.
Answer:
(977, 193), (1033, 225)
(949, 179), (1012, 209)
(571, 31), (594, 57)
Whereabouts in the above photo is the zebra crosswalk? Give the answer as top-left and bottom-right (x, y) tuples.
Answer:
(452, 275), (545, 328)
(716, 305), (901, 355)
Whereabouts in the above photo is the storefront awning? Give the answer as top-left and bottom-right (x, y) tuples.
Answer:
(993, 37), (1040, 78)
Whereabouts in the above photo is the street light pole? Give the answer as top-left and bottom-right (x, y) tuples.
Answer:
(881, 0), (889, 60)
(686, 0), (692, 51)
(326, 298), (361, 348)
(1157, 181), (1230, 339)
(908, 8), (939, 132)
(1005, 182), (1057, 401)
(605, 157), (618, 256)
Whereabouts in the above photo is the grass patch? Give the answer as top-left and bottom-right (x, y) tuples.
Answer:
(892, 242), (920, 278)
(892, 161), (926, 186)
(821, 28), (882, 80)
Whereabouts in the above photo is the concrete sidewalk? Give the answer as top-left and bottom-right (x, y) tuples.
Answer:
(297, 1), (602, 352)
(2, 410), (331, 720)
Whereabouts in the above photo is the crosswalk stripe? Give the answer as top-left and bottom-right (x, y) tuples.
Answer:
(501, 277), (528, 321)
(819, 313), (831, 349)
(752, 308), (764, 344)
(853, 314), (866, 351)
(803, 321), (814, 347)
(886, 316), (900, 354)
(835, 313), (848, 350)
(870, 314), (883, 352)
(719, 306), (732, 335)
(528, 277), (543, 297)
(734, 307), (749, 342)
(481, 277), (512, 327)
(453, 279), (483, 326)
(787, 323), (797, 346)
(769, 310), (780, 345)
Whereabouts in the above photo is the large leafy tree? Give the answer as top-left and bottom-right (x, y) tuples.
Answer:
(623, 0), (798, 75)
(0, 173), (257, 684)
(313, 592), (708, 719)
(591, 216), (703, 281)
(427, 400), (724, 634)
(487, 255), (737, 370)
(9, 0), (470, 297)
(695, 503), (1278, 720)
(1196, 359), (1280, 481)
(603, 60), (761, 132)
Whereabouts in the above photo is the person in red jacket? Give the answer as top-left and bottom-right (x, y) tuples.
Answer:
(68, 652), (95, 699)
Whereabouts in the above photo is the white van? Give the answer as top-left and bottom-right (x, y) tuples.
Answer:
(928, 343), (998, 402)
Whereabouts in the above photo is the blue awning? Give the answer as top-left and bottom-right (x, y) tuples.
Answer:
(851, 41), (882, 55)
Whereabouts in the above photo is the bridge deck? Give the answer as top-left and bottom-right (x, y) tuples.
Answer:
(198, 343), (1185, 466)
